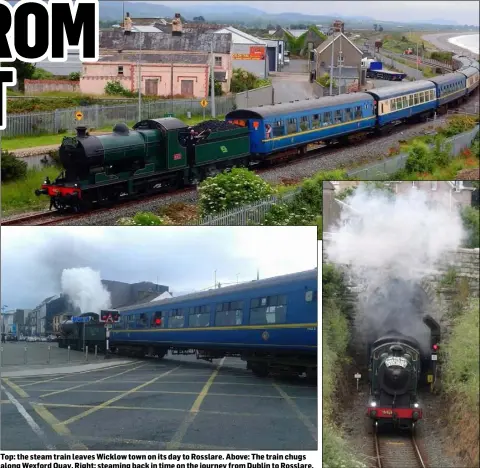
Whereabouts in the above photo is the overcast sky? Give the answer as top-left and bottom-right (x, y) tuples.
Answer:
(1, 227), (317, 310)
(147, 1), (479, 26)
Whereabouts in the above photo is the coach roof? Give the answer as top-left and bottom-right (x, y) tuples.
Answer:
(226, 93), (374, 120)
(117, 269), (317, 313)
(366, 80), (435, 100)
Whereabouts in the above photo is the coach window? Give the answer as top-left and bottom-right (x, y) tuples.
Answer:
(127, 314), (136, 328)
(312, 114), (320, 128)
(334, 110), (342, 123)
(323, 112), (332, 126)
(345, 108), (352, 121)
(419, 92), (425, 103)
(287, 118), (297, 134)
(409, 94), (414, 106)
(273, 120), (285, 137)
(396, 98), (402, 110)
(215, 301), (243, 326)
(305, 290), (317, 302)
(354, 106), (362, 119)
(137, 313), (148, 328)
(414, 93), (419, 105)
(402, 96), (408, 107)
(250, 294), (287, 325)
(431, 90), (436, 100)
(189, 305), (211, 327)
(300, 116), (309, 131)
(168, 309), (185, 328)
(390, 99), (396, 111)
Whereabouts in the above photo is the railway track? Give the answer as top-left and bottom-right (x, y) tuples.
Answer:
(374, 428), (427, 468)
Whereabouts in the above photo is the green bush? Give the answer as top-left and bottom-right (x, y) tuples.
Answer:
(104, 81), (136, 97)
(230, 68), (271, 93)
(69, 72), (81, 81)
(115, 212), (165, 226)
(198, 168), (274, 215)
(461, 206), (480, 248)
(1, 150), (27, 182)
(439, 115), (479, 138)
(405, 141), (435, 174)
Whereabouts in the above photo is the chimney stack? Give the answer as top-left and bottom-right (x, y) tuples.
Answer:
(172, 13), (182, 36)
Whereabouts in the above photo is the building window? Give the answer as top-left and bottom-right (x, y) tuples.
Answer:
(250, 295), (287, 325)
(215, 56), (222, 67)
(118, 66), (124, 75)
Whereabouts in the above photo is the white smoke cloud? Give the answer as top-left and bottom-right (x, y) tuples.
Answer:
(325, 184), (465, 352)
(61, 267), (111, 315)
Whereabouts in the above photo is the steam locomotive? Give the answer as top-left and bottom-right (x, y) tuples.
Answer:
(366, 332), (433, 430)
(58, 312), (106, 352)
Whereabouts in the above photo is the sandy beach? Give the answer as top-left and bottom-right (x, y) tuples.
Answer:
(422, 32), (479, 58)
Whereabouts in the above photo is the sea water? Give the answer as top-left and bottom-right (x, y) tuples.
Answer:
(448, 34), (479, 55)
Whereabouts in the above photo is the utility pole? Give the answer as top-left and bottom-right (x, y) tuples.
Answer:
(339, 33), (343, 94)
(211, 40), (216, 118)
(329, 32), (335, 96)
(138, 32), (142, 121)
(416, 40), (419, 74)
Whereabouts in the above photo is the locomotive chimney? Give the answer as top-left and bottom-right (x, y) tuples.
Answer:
(171, 13), (182, 36)
(76, 126), (88, 138)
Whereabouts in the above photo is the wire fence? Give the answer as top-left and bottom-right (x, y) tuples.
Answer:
(347, 125), (479, 180)
(1, 96), (237, 138)
(190, 190), (299, 226)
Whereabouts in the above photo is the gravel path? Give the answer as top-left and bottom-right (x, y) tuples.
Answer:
(338, 380), (468, 468)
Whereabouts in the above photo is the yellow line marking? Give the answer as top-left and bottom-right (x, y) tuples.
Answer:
(20, 361), (140, 388)
(61, 365), (182, 426)
(36, 402), (307, 419)
(39, 363), (148, 398)
(76, 434), (237, 451)
(167, 357), (225, 450)
(2, 378), (29, 398)
(32, 403), (88, 450)
(273, 383), (317, 442)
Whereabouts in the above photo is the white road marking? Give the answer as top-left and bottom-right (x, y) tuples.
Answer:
(0, 384), (56, 450)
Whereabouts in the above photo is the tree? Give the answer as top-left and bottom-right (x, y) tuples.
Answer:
(373, 24), (378, 31)
(0, 60), (35, 91)
(193, 16), (205, 22)
(378, 25), (384, 32)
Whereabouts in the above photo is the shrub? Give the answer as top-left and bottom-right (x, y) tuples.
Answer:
(198, 168), (274, 215)
(104, 81), (136, 97)
(115, 212), (165, 226)
(440, 115), (479, 138)
(1, 150), (27, 182)
(230, 68), (271, 93)
(69, 72), (80, 81)
(461, 206), (480, 248)
(405, 141), (435, 174)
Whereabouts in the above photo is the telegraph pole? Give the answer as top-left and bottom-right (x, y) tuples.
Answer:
(211, 40), (216, 118)
(329, 32), (335, 96)
(138, 32), (143, 121)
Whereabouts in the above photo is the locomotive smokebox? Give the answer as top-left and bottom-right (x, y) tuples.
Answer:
(76, 126), (88, 138)
(60, 320), (76, 335)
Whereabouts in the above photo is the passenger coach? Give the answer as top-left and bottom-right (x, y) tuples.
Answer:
(428, 72), (467, 108)
(225, 94), (376, 156)
(366, 81), (437, 126)
(109, 269), (318, 377)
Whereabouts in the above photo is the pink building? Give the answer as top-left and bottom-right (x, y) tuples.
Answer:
(81, 53), (211, 97)
(80, 27), (233, 98)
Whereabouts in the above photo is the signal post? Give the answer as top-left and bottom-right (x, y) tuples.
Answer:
(100, 309), (120, 359)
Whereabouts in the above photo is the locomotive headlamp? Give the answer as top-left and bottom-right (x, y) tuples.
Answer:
(370, 402), (377, 407)
(414, 403), (419, 408)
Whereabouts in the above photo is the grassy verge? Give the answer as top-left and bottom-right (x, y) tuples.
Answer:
(1, 166), (60, 216)
(442, 298), (479, 466)
(322, 264), (365, 468)
(1, 114), (225, 151)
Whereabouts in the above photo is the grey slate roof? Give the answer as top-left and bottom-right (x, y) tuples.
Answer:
(100, 30), (232, 54)
(226, 93), (374, 119)
(118, 269), (317, 313)
(99, 53), (209, 65)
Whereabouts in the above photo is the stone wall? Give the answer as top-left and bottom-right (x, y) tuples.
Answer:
(25, 79), (80, 94)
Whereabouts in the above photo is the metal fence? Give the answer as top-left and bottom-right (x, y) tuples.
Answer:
(191, 190), (299, 226)
(347, 125), (479, 180)
(1, 96), (236, 137)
